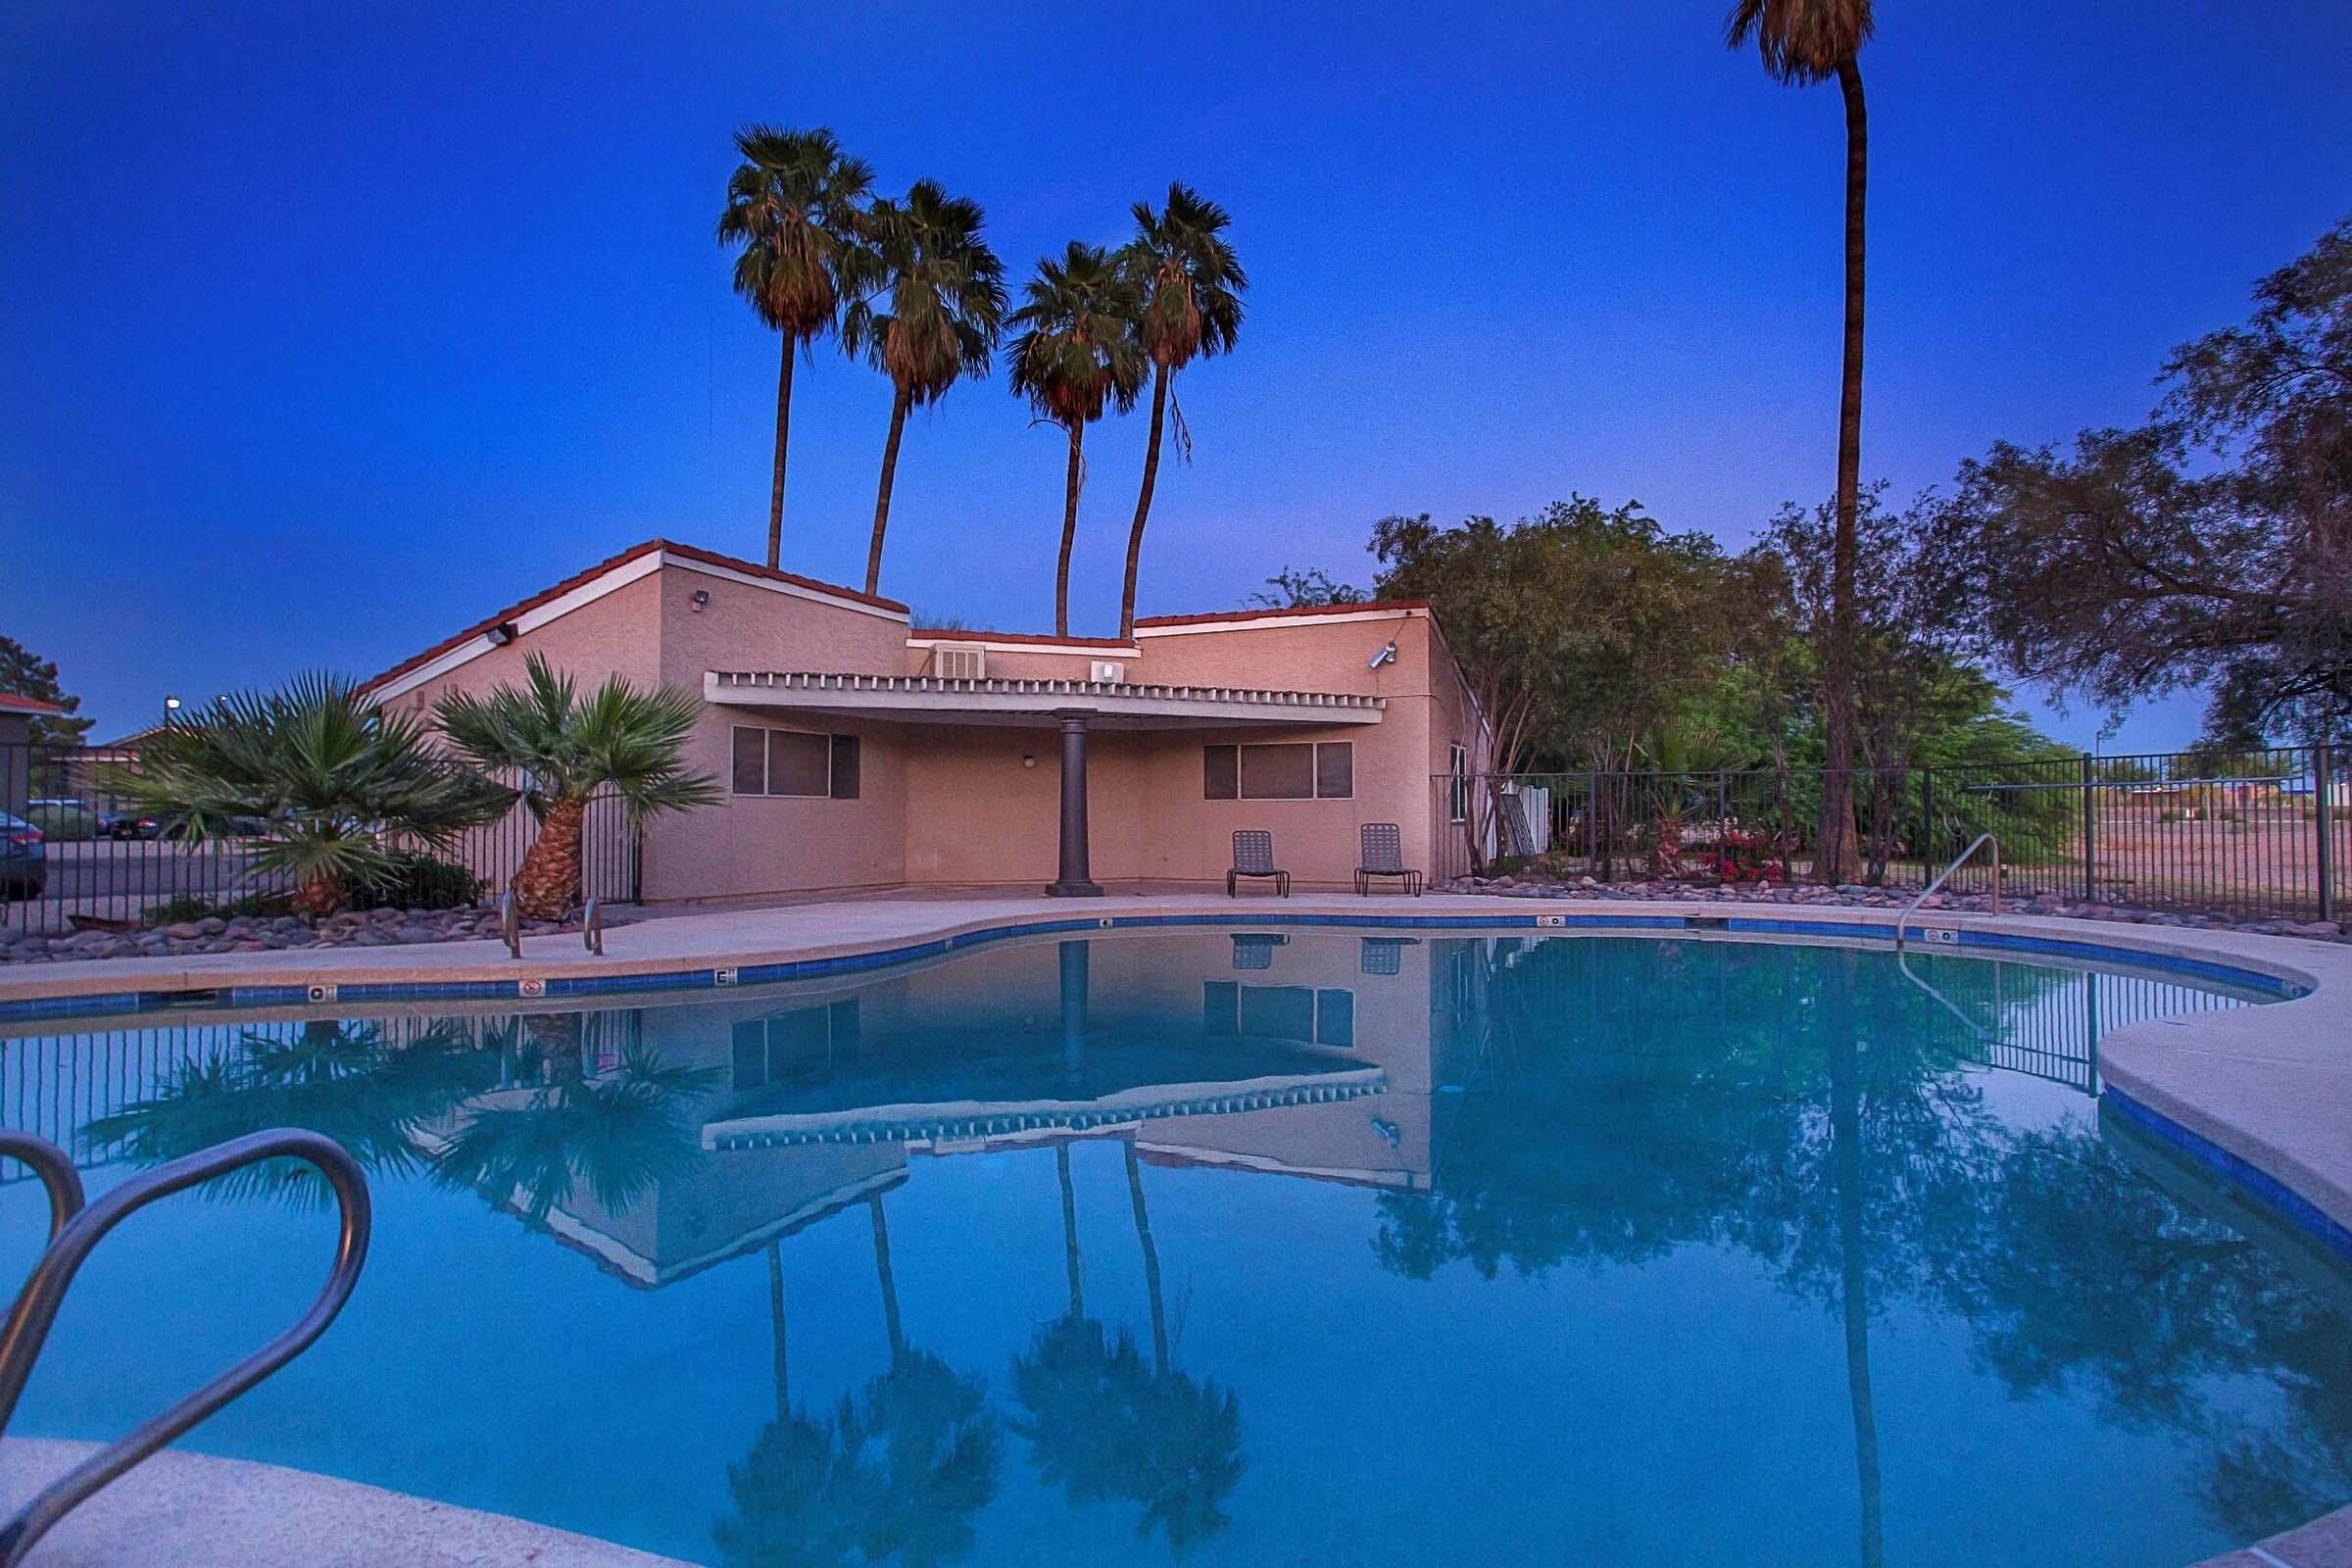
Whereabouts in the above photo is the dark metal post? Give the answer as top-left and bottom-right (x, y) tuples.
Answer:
(1046, 710), (1102, 897)
(2318, 743), (2336, 924)
(2081, 754), (2097, 904)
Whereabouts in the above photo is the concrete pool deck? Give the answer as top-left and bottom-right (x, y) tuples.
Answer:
(1, 890), (2347, 1567)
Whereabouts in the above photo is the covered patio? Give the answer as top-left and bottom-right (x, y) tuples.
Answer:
(704, 669), (1387, 896)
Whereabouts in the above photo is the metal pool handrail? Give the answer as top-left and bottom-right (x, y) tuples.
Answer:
(1896, 833), (1999, 953)
(0, 1128), (371, 1568)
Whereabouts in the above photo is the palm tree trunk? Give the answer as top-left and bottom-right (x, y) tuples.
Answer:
(869, 1193), (906, 1365)
(291, 871), (346, 919)
(1124, 1141), (1167, 1375)
(1056, 1144), (1084, 1320)
(767, 1237), (790, 1418)
(866, 386), (911, 597)
(1816, 58), (1868, 887)
(1829, 1032), (1886, 1568)
(767, 336), (796, 570)
(512, 795), (586, 921)
(1054, 422), (1083, 639)
(1118, 363), (1170, 640)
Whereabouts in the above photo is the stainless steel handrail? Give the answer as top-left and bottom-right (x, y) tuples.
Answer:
(1896, 833), (1999, 953)
(0, 1128), (370, 1567)
(500, 889), (521, 959)
(0, 1133), (85, 1242)
(583, 897), (604, 956)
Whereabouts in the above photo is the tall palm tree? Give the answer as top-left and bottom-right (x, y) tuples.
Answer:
(1115, 184), (1247, 639)
(434, 653), (720, 920)
(1726, 0), (1876, 883)
(843, 180), (1006, 597)
(1008, 244), (1146, 637)
(717, 126), (877, 571)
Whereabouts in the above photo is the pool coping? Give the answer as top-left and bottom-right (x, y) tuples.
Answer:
(4, 891), (2349, 1568)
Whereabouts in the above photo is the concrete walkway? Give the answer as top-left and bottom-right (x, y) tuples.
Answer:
(0, 1440), (692, 1567)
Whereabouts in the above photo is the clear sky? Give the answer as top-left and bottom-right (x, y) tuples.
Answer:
(5, 0), (2348, 748)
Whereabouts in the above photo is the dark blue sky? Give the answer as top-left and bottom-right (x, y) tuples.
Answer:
(6, 1), (2348, 747)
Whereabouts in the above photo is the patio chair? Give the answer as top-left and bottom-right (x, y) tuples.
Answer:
(1354, 821), (1423, 896)
(1227, 830), (1291, 898)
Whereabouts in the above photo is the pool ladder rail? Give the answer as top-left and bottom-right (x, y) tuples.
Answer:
(1896, 833), (2000, 954)
(0, 1128), (370, 1568)
(496, 892), (606, 958)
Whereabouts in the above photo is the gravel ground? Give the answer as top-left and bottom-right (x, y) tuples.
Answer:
(1440, 873), (2350, 943)
(0, 905), (597, 965)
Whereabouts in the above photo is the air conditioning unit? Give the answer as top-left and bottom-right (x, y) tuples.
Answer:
(932, 643), (986, 680)
(1090, 660), (1125, 684)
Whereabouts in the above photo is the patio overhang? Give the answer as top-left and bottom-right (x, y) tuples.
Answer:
(703, 669), (1386, 729)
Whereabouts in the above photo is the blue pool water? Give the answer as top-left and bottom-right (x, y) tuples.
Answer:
(1, 931), (2346, 1567)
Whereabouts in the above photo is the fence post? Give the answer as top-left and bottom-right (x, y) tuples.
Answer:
(1921, 766), (1935, 882)
(2081, 754), (2097, 904)
(1717, 767), (1729, 873)
(2319, 743), (2336, 925)
(1586, 770), (1599, 871)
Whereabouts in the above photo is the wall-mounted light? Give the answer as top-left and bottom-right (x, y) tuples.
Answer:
(485, 621), (518, 647)
(1021, 754), (1037, 769)
(690, 590), (711, 612)
(1368, 639), (1398, 670)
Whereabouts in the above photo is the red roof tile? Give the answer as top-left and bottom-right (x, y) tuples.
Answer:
(1133, 599), (1430, 630)
(0, 692), (67, 716)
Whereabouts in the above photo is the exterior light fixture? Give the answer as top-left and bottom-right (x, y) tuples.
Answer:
(162, 694), (182, 728)
(690, 590), (711, 612)
(1021, 754), (1037, 768)
(1368, 640), (1398, 670)
(485, 621), (518, 647)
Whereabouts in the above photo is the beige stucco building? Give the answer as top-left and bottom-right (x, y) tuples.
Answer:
(360, 539), (1483, 902)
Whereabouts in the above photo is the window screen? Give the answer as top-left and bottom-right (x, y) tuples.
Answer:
(1240, 744), (1315, 800)
(766, 730), (831, 797)
(1314, 743), (1354, 799)
(1203, 745), (1238, 800)
(829, 734), (861, 800)
(731, 728), (767, 796)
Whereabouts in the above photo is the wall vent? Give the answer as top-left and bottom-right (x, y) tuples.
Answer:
(931, 643), (986, 680)
(1090, 660), (1125, 684)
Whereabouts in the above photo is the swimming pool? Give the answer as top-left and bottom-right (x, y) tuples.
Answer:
(2, 930), (2345, 1566)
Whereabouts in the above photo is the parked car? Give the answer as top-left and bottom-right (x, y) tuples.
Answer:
(99, 809), (159, 840)
(1, 811), (46, 900)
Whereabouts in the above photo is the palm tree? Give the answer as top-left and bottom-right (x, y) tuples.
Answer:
(1114, 184), (1247, 639)
(433, 652), (720, 920)
(1725, 0), (1876, 884)
(843, 180), (1006, 597)
(717, 126), (877, 571)
(97, 675), (514, 916)
(1008, 244), (1146, 636)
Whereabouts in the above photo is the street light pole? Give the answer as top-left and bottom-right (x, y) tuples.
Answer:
(162, 695), (181, 731)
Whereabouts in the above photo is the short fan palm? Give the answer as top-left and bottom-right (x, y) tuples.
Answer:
(97, 674), (514, 916)
(434, 653), (719, 919)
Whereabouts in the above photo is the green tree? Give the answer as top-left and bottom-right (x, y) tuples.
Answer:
(1248, 565), (1367, 608)
(1007, 243), (1146, 637)
(1115, 184), (1247, 639)
(717, 126), (877, 570)
(844, 180), (1007, 598)
(433, 652), (719, 920)
(98, 673), (514, 916)
(1930, 217), (2352, 745)
(0, 635), (94, 747)
(1726, 0), (1878, 882)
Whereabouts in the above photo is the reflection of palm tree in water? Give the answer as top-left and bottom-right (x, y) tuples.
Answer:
(1827, 1028), (1884, 1568)
(1010, 1139), (1244, 1551)
(715, 1202), (1002, 1568)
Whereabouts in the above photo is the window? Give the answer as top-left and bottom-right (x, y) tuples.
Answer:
(732, 725), (860, 799)
(730, 1000), (860, 1091)
(1202, 981), (1356, 1046)
(1447, 743), (1470, 824)
(1203, 742), (1353, 801)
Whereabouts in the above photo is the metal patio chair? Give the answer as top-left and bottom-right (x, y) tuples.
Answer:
(1227, 830), (1291, 897)
(1354, 821), (1423, 896)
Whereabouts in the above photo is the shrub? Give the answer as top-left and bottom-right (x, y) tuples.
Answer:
(24, 804), (96, 841)
(347, 851), (482, 912)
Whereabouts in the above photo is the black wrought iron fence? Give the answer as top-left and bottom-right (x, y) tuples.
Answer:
(1431, 745), (2347, 922)
(1, 743), (639, 933)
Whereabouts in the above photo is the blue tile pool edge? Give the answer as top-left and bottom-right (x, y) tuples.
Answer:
(2099, 1086), (2352, 1269)
(0, 908), (2313, 1024)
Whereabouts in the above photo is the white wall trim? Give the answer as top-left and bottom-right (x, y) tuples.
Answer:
(367, 548), (906, 706)
(1135, 606), (1429, 638)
